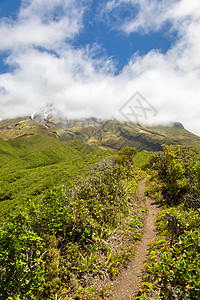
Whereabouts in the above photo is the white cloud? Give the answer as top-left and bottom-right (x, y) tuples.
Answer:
(102, 0), (177, 33)
(0, 0), (200, 136)
(170, 0), (200, 19)
(0, 0), (84, 51)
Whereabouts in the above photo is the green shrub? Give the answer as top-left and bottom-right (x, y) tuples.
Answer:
(0, 155), (142, 299)
(137, 147), (200, 300)
(149, 145), (200, 207)
(0, 213), (46, 299)
(145, 229), (200, 299)
(115, 146), (137, 166)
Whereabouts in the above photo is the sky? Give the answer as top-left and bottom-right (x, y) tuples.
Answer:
(0, 0), (200, 135)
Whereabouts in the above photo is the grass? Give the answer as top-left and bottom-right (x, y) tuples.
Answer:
(133, 151), (151, 168)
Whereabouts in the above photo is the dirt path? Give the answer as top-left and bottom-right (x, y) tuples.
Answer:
(108, 179), (161, 300)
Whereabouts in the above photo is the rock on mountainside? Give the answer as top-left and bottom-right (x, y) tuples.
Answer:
(0, 113), (200, 151)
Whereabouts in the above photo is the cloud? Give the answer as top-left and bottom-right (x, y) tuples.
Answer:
(0, 0), (200, 136)
(101, 0), (177, 33)
(0, 0), (84, 51)
(0, 45), (116, 119)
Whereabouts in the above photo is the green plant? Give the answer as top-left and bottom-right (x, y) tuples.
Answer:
(115, 146), (137, 166)
(0, 213), (46, 299)
(0, 149), (145, 299)
(149, 145), (200, 207)
(146, 230), (200, 299)
(137, 146), (200, 299)
(0, 135), (114, 223)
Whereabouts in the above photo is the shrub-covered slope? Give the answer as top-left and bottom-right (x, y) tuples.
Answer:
(137, 145), (200, 300)
(0, 148), (146, 299)
(0, 133), (114, 222)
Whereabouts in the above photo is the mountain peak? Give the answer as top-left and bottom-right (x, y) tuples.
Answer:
(31, 103), (62, 122)
(173, 122), (184, 129)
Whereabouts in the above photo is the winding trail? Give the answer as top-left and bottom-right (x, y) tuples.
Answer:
(108, 179), (161, 300)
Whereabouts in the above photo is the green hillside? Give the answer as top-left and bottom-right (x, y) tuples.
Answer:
(0, 148), (147, 300)
(0, 115), (199, 223)
(0, 143), (199, 299)
(0, 117), (199, 300)
(0, 133), (114, 222)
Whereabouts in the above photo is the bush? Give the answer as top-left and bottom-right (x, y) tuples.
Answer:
(115, 146), (137, 166)
(0, 155), (141, 299)
(149, 145), (200, 207)
(137, 147), (200, 300)
(0, 213), (46, 299)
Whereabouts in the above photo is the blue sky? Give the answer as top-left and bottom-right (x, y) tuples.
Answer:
(0, 0), (175, 74)
(73, 20), (174, 73)
(0, 0), (21, 18)
(0, 0), (200, 135)
(0, 0), (21, 73)
(72, 1), (175, 72)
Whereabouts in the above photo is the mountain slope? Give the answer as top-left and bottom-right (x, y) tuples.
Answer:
(69, 120), (200, 151)
(0, 133), (114, 222)
(1, 116), (199, 151)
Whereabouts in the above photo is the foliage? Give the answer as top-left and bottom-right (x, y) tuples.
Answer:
(153, 230), (200, 299)
(115, 146), (137, 166)
(137, 207), (200, 300)
(0, 153), (144, 299)
(149, 145), (200, 207)
(0, 213), (46, 299)
(0, 135), (114, 222)
(133, 151), (151, 169)
(136, 145), (200, 300)
(145, 171), (163, 203)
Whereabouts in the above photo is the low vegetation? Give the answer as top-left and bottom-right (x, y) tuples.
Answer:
(0, 145), (147, 299)
(0, 126), (199, 300)
(0, 134), (114, 222)
(136, 145), (200, 299)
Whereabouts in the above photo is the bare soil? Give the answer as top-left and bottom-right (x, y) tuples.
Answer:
(107, 179), (161, 300)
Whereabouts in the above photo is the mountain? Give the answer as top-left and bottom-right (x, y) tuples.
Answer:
(0, 113), (200, 151)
